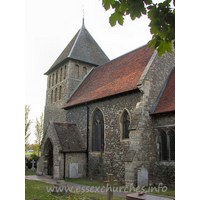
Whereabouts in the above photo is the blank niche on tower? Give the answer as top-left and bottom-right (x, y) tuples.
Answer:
(74, 64), (79, 79)
(83, 67), (87, 78)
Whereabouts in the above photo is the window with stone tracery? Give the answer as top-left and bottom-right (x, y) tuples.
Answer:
(92, 109), (104, 152)
(157, 129), (175, 161)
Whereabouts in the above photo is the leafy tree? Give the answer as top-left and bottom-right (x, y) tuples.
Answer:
(32, 143), (39, 153)
(34, 112), (43, 156)
(102, 0), (175, 56)
(25, 105), (32, 150)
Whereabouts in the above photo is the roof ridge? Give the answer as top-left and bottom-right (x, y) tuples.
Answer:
(69, 26), (110, 63)
(68, 25), (84, 57)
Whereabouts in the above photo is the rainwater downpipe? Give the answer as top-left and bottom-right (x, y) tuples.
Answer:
(85, 103), (89, 177)
(63, 152), (66, 180)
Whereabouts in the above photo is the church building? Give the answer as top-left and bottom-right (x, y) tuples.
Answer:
(37, 19), (175, 186)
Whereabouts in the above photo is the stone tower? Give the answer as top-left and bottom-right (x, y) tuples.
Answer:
(43, 20), (110, 136)
(37, 20), (109, 178)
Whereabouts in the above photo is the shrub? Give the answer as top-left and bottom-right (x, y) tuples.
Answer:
(25, 153), (40, 169)
(156, 163), (175, 186)
(30, 153), (40, 162)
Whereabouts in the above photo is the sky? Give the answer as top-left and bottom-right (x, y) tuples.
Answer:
(25, 0), (155, 143)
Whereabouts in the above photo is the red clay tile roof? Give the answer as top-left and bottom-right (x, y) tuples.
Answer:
(151, 68), (175, 114)
(64, 45), (154, 109)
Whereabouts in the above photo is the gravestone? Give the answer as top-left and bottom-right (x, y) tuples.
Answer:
(69, 163), (82, 178)
(103, 174), (118, 200)
(30, 159), (36, 172)
(137, 168), (148, 187)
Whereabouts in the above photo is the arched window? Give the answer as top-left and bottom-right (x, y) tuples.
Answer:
(74, 64), (79, 79)
(122, 110), (130, 139)
(92, 109), (104, 152)
(49, 75), (51, 88)
(59, 86), (62, 100)
(60, 68), (62, 82)
(51, 90), (53, 104)
(56, 71), (58, 84)
(157, 129), (175, 161)
(169, 130), (175, 160)
(52, 74), (54, 86)
(83, 67), (87, 77)
(161, 130), (168, 160)
(54, 88), (57, 102)
(64, 65), (67, 79)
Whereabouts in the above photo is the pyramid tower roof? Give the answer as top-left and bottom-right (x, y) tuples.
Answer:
(44, 20), (109, 75)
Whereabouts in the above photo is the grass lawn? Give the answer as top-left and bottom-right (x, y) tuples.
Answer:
(25, 170), (36, 176)
(65, 178), (104, 187)
(65, 178), (175, 197)
(147, 186), (175, 197)
(25, 180), (126, 200)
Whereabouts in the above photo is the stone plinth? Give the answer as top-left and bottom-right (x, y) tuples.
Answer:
(126, 193), (175, 200)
